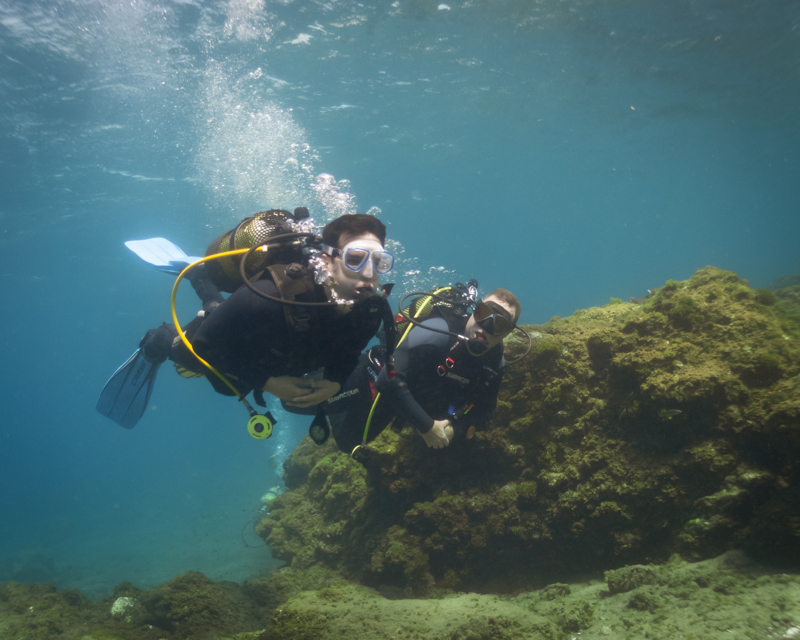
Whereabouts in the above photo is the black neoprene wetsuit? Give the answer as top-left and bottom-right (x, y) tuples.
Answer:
(377, 316), (503, 432)
(316, 316), (504, 452)
(174, 277), (383, 399)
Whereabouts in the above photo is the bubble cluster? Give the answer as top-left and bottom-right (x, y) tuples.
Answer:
(194, 61), (323, 221)
(223, 0), (273, 42)
(310, 173), (358, 222)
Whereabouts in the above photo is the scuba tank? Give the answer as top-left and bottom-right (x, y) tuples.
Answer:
(395, 280), (478, 340)
(202, 206), (323, 333)
(204, 207), (311, 293)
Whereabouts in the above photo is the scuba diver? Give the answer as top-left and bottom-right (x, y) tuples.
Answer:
(96, 209), (396, 438)
(285, 283), (526, 454)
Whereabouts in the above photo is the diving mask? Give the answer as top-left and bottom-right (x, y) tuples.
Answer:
(335, 239), (394, 275)
(473, 300), (515, 336)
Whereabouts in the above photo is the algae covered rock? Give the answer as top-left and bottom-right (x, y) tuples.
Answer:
(0, 582), (89, 640)
(281, 437), (339, 489)
(0, 564), (346, 639)
(256, 553), (800, 640)
(109, 596), (145, 624)
(3, 538), (800, 640)
(141, 570), (268, 638)
(260, 267), (800, 594)
(266, 581), (560, 640)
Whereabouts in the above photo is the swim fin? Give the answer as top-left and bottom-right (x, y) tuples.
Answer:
(96, 349), (161, 429)
(124, 237), (202, 275)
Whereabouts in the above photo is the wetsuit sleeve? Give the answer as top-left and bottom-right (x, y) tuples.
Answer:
(376, 318), (450, 433)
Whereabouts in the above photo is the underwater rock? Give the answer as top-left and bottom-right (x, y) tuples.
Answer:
(0, 582), (87, 639)
(0, 565), (349, 639)
(110, 596), (145, 625)
(262, 551), (800, 639)
(281, 437), (338, 489)
(2, 551), (798, 639)
(140, 570), (267, 638)
(260, 266), (800, 594)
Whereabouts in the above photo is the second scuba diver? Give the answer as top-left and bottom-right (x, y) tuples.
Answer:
(285, 284), (523, 454)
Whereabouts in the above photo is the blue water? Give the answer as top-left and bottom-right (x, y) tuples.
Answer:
(1, 0), (798, 598)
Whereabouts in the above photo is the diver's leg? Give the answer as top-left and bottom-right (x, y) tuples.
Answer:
(329, 355), (391, 453)
(140, 316), (205, 366)
(139, 323), (177, 364)
(186, 263), (224, 313)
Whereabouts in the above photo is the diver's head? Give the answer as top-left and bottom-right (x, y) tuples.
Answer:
(464, 289), (521, 356)
(321, 214), (393, 302)
(322, 213), (386, 248)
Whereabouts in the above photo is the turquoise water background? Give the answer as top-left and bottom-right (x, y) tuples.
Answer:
(1, 0), (798, 597)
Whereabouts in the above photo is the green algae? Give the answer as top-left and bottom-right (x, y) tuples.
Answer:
(266, 607), (327, 640)
(259, 266), (800, 595)
(254, 552), (800, 640)
(753, 288), (777, 305)
(2, 547), (799, 640)
(0, 564), (363, 640)
(79, 632), (126, 640)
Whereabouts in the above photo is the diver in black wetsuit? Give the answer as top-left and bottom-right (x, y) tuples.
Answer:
(143, 214), (395, 410)
(302, 288), (521, 453)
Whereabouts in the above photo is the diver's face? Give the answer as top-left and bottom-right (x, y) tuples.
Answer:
(323, 231), (383, 301)
(465, 295), (515, 356)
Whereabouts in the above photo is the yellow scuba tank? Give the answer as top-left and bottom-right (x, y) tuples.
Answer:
(204, 207), (310, 293)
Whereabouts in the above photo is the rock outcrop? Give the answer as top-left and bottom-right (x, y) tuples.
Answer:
(4, 551), (799, 639)
(258, 267), (800, 594)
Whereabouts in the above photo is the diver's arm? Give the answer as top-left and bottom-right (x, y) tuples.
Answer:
(377, 367), (435, 432)
(263, 376), (340, 407)
(284, 379), (340, 408)
(263, 376), (316, 401)
(376, 319), (451, 434)
(186, 263), (225, 313)
(420, 419), (451, 448)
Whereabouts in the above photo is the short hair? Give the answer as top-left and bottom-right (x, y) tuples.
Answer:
(487, 288), (521, 323)
(322, 214), (386, 249)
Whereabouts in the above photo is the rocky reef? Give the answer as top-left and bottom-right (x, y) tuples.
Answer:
(258, 266), (800, 595)
(255, 551), (800, 640)
(0, 565), (346, 640)
(3, 551), (799, 639)
(5, 266), (800, 640)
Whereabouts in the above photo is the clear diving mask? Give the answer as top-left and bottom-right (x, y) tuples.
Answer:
(331, 240), (394, 275)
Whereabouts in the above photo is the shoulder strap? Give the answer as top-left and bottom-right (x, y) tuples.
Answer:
(266, 263), (321, 333)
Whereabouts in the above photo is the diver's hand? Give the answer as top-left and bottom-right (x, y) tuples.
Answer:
(263, 376), (316, 402)
(285, 379), (341, 408)
(420, 420), (451, 449)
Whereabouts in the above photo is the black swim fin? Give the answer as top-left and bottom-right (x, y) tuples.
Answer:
(96, 349), (161, 429)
